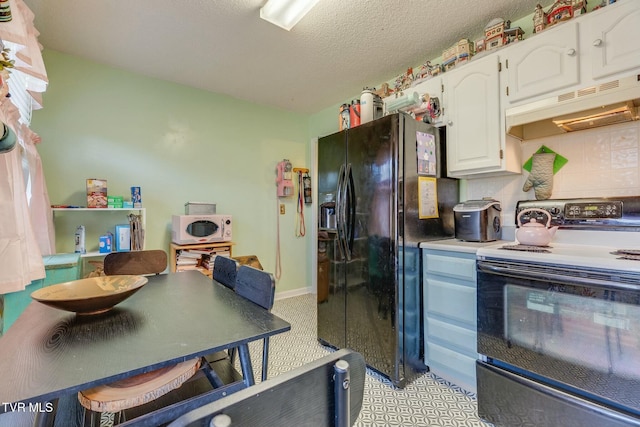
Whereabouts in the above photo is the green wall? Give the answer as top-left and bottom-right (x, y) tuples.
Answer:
(34, 50), (312, 296)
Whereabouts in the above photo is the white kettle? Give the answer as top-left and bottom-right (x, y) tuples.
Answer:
(516, 208), (558, 246)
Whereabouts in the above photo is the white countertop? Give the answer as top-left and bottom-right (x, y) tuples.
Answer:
(477, 230), (640, 273)
(419, 238), (509, 254)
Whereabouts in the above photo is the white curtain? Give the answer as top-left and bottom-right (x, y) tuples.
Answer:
(0, 136), (45, 293)
(0, 100), (54, 295)
(0, 0), (51, 294)
(22, 124), (55, 256)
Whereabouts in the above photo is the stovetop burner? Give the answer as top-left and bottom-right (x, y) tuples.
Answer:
(611, 249), (640, 261)
(500, 244), (552, 253)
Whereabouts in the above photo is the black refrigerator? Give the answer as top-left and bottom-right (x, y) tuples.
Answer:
(316, 113), (458, 387)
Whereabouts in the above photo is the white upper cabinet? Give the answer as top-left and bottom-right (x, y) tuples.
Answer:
(505, 22), (579, 104)
(587, 1), (640, 80)
(503, 1), (640, 105)
(413, 1), (638, 178)
(445, 55), (509, 176)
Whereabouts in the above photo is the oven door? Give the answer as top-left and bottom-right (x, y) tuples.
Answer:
(477, 258), (640, 417)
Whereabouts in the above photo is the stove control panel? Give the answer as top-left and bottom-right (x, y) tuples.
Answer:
(515, 197), (640, 229)
(565, 201), (623, 219)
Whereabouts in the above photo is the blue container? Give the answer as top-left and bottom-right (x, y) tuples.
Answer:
(99, 234), (112, 253)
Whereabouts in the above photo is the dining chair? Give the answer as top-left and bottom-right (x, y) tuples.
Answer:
(78, 249), (203, 426)
(103, 249), (167, 276)
(233, 265), (276, 382)
(212, 256), (239, 289)
(204, 264), (275, 382)
(167, 349), (366, 427)
(203, 256), (240, 373)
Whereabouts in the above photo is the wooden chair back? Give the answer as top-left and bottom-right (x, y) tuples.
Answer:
(167, 349), (366, 427)
(213, 256), (239, 289)
(104, 250), (167, 276)
(234, 265), (275, 311)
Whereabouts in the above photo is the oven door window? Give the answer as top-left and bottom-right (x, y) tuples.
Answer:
(505, 284), (640, 382)
(478, 268), (640, 414)
(186, 220), (219, 238)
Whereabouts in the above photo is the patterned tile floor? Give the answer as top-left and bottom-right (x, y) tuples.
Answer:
(257, 293), (495, 427)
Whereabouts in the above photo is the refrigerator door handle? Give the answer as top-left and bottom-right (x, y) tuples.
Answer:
(339, 163), (351, 261)
(335, 163), (346, 260)
(340, 163), (351, 261)
(344, 163), (356, 260)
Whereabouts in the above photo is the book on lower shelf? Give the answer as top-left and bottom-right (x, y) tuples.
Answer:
(176, 258), (199, 266)
(176, 250), (202, 273)
(186, 249), (219, 255)
(177, 250), (203, 259)
(200, 252), (231, 272)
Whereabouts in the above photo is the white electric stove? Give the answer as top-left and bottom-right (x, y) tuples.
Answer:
(476, 196), (640, 427)
(477, 197), (640, 273)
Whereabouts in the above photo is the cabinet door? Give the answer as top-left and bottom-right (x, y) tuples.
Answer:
(445, 55), (502, 174)
(588, 1), (640, 80)
(506, 22), (579, 104)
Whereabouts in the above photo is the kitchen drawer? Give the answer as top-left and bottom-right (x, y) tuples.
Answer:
(425, 277), (477, 326)
(426, 341), (477, 394)
(423, 251), (476, 282)
(426, 315), (477, 355)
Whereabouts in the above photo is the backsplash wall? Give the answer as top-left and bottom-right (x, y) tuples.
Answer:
(465, 121), (640, 236)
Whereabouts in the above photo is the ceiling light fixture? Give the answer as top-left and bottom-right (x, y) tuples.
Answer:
(260, 0), (321, 31)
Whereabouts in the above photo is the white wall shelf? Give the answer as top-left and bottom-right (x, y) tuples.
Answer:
(51, 207), (146, 256)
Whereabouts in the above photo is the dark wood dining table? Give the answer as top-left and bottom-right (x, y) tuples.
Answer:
(0, 270), (291, 426)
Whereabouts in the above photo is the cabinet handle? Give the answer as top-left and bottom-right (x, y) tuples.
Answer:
(566, 48), (576, 56)
(593, 39), (603, 47)
(447, 120), (453, 126)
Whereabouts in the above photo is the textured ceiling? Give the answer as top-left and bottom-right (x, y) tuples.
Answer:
(23, 0), (547, 114)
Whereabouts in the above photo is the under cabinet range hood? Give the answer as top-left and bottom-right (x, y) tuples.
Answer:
(506, 74), (640, 140)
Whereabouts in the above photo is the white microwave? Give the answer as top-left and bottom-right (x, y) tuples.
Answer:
(171, 215), (232, 244)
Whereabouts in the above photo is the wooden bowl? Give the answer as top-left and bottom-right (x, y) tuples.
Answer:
(31, 275), (148, 315)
